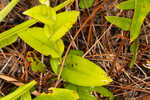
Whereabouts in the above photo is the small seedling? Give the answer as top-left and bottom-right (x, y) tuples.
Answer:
(0, 0), (113, 99)
(105, 0), (150, 68)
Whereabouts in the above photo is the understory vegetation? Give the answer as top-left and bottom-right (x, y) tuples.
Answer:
(0, 0), (150, 100)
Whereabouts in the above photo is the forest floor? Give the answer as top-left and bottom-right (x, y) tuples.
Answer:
(0, 0), (150, 100)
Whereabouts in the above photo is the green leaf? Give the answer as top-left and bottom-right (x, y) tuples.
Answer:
(50, 58), (61, 75)
(129, 38), (139, 68)
(93, 87), (114, 100)
(79, 0), (95, 8)
(77, 87), (96, 100)
(0, 19), (37, 49)
(105, 16), (131, 31)
(34, 88), (79, 100)
(130, 0), (150, 42)
(24, 5), (56, 25)
(27, 52), (46, 73)
(49, 11), (79, 41)
(65, 83), (97, 100)
(0, 80), (36, 100)
(44, 24), (53, 38)
(19, 91), (32, 100)
(65, 83), (113, 100)
(64, 83), (78, 91)
(54, 0), (74, 11)
(0, 34), (17, 49)
(78, 93), (96, 100)
(50, 50), (84, 75)
(0, 0), (19, 23)
(18, 27), (64, 58)
(78, 91), (97, 100)
(39, 0), (50, 6)
(62, 53), (112, 86)
(30, 60), (46, 73)
(69, 50), (84, 57)
(117, 0), (134, 10)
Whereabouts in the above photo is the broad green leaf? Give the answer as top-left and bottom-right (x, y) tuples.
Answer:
(77, 87), (96, 100)
(24, 5), (56, 25)
(18, 27), (64, 58)
(0, 80), (36, 100)
(105, 16), (131, 31)
(130, 0), (150, 42)
(54, 0), (74, 11)
(117, 0), (134, 10)
(62, 53), (112, 86)
(27, 52), (46, 73)
(69, 50), (84, 57)
(64, 83), (78, 91)
(0, 34), (17, 49)
(50, 58), (61, 75)
(39, 0), (50, 6)
(129, 38), (139, 68)
(19, 91), (32, 100)
(50, 50), (84, 75)
(93, 87), (114, 100)
(65, 83), (97, 100)
(0, 19), (37, 48)
(0, 0), (19, 23)
(44, 24), (53, 38)
(65, 83), (113, 100)
(34, 88), (79, 100)
(49, 11), (79, 41)
(79, 0), (95, 8)
(50, 50), (83, 75)
(78, 91), (97, 100)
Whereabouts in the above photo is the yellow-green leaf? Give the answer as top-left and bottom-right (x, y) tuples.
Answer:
(0, 80), (36, 100)
(0, 34), (17, 48)
(117, 0), (134, 10)
(50, 50), (84, 75)
(0, 0), (19, 23)
(77, 86), (96, 100)
(18, 27), (64, 58)
(49, 11), (79, 41)
(93, 87), (114, 100)
(50, 58), (61, 75)
(0, 19), (37, 48)
(105, 16), (131, 31)
(62, 54), (112, 86)
(129, 38), (139, 68)
(130, 0), (150, 42)
(44, 24), (53, 38)
(79, 0), (95, 8)
(23, 5), (56, 25)
(34, 88), (79, 100)
(19, 91), (32, 100)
